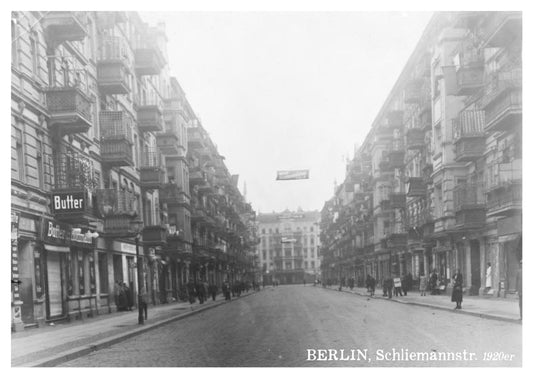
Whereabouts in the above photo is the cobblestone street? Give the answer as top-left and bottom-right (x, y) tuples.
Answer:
(60, 285), (521, 367)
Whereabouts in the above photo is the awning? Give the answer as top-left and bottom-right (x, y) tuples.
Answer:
(43, 244), (70, 253)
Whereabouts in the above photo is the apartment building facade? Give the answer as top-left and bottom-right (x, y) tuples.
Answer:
(11, 11), (258, 331)
(320, 12), (522, 297)
(257, 210), (321, 285)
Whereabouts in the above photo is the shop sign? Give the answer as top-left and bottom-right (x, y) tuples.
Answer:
(11, 211), (19, 242)
(120, 242), (137, 254)
(19, 217), (37, 233)
(42, 220), (94, 246)
(51, 191), (91, 215)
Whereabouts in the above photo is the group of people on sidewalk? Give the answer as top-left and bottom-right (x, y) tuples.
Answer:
(184, 279), (259, 304)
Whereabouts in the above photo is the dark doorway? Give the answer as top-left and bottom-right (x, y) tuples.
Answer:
(470, 240), (481, 295)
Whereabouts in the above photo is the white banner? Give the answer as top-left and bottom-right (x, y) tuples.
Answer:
(276, 170), (309, 180)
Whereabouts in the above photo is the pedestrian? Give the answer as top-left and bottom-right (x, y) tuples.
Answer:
(393, 277), (403, 296)
(140, 285), (148, 320)
(197, 280), (206, 304)
(419, 275), (428, 296)
(369, 275), (376, 297)
(126, 282), (134, 311)
(406, 272), (413, 292)
(451, 269), (463, 309)
(186, 280), (196, 304)
(114, 280), (121, 309)
(516, 260), (522, 320)
(401, 274), (408, 296)
(485, 262), (493, 294)
(386, 277), (393, 299)
(209, 283), (217, 301)
(303, 278), (306, 286)
(429, 270), (438, 295)
(117, 281), (128, 311)
(223, 280), (231, 301)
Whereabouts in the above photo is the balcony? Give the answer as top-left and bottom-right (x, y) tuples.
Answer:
(97, 36), (130, 95)
(41, 12), (87, 45)
(487, 181), (521, 217)
(140, 149), (165, 190)
(453, 109), (486, 162)
(404, 79), (423, 104)
(481, 12), (522, 48)
(46, 86), (92, 134)
(454, 183), (486, 229)
(482, 69), (522, 132)
(99, 111), (134, 167)
(390, 193), (406, 209)
(134, 47), (165, 76)
(456, 64), (484, 96)
(51, 153), (99, 223)
(96, 189), (138, 218)
(137, 104), (163, 132)
(486, 163), (522, 217)
(388, 142), (405, 169)
(385, 110), (404, 130)
(406, 128), (425, 150)
(142, 225), (168, 246)
(95, 11), (127, 30)
(187, 127), (206, 149)
(189, 168), (208, 186)
(406, 177), (426, 197)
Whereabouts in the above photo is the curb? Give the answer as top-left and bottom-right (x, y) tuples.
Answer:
(22, 291), (258, 367)
(319, 286), (522, 325)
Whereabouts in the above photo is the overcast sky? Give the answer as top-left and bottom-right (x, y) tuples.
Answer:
(140, 12), (433, 213)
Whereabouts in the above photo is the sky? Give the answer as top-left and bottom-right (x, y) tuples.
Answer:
(140, 12), (433, 213)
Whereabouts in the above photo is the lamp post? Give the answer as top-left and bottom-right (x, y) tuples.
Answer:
(132, 220), (144, 325)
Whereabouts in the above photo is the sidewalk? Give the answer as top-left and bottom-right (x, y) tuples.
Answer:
(11, 291), (257, 367)
(319, 285), (522, 324)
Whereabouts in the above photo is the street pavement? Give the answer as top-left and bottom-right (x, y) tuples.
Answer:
(327, 285), (522, 323)
(58, 285), (521, 367)
(11, 292), (253, 367)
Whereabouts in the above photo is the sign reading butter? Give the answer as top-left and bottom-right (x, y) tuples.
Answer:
(51, 192), (88, 213)
(43, 220), (94, 245)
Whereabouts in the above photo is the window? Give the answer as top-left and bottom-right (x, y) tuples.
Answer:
(36, 140), (44, 189)
(262, 251), (266, 260)
(99, 253), (108, 294)
(310, 226), (314, 232)
(11, 17), (18, 66)
(15, 128), (25, 182)
(89, 253), (96, 294)
(262, 229), (265, 234)
(311, 261), (315, 269)
(29, 31), (39, 76)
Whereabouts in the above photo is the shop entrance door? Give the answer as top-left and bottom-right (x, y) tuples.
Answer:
(46, 252), (64, 318)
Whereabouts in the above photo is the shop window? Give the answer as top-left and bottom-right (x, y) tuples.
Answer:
(78, 252), (85, 295)
(89, 254), (96, 295)
(34, 248), (44, 298)
(66, 253), (73, 296)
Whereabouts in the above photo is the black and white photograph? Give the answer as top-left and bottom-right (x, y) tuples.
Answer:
(8, 1), (527, 370)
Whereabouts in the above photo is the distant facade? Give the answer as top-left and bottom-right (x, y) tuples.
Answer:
(257, 210), (321, 284)
(320, 12), (522, 296)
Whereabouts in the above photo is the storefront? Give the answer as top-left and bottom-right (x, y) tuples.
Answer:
(41, 219), (98, 321)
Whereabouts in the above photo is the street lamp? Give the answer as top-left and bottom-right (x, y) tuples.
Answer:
(132, 220), (144, 325)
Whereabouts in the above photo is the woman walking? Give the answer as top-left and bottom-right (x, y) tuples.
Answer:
(452, 269), (463, 309)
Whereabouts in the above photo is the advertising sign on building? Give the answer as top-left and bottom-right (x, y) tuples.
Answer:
(42, 219), (94, 246)
(51, 190), (92, 215)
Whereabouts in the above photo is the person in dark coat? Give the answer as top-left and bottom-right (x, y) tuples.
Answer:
(222, 280), (231, 301)
(368, 275), (376, 296)
(429, 270), (438, 295)
(196, 281), (206, 304)
(208, 283), (217, 301)
(451, 269), (463, 309)
(186, 280), (196, 304)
